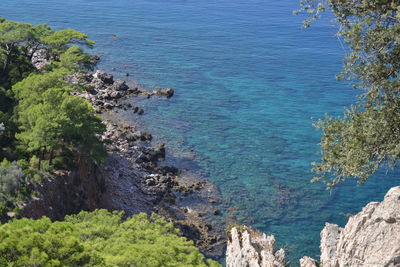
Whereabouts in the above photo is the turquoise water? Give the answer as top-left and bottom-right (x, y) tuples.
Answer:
(2, 0), (400, 264)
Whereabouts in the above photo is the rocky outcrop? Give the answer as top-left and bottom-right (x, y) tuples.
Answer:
(227, 186), (400, 267)
(30, 48), (50, 69)
(19, 158), (106, 220)
(154, 88), (174, 98)
(302, 186), (400, 267)
(226, 227), (286, 267)
(299, 256), (318, 267)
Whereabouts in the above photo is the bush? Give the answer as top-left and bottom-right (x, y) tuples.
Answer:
(0, 161), (25, 200)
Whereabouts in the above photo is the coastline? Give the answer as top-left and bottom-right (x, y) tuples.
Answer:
(21, 69), (226, 258)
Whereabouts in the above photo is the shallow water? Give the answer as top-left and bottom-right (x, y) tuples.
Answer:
(2, 0), (400, 264)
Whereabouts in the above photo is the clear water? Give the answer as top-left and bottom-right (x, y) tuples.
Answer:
(2, 0), (400, 264)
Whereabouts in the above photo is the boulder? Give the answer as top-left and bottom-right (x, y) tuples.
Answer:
(154, 88), (174, 98)
(93, 70), (114, 84)
(104, 103), (114, 110)
(110, 91), (122, 99)
(112, 79), (129, 91)
(31, 48), (50, 70)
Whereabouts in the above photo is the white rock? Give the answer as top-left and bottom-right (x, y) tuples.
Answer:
(226, 227), (286, 267)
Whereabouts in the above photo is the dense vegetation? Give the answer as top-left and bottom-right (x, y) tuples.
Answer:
(0, 18), (220, 266)
(0, 18), (106, 217)
(0, 209), (220, 266)
(297, 0), (400, 187)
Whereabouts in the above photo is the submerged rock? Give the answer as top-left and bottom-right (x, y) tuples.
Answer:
(154, 88), (174, 98)
(226, 227), (286, 267)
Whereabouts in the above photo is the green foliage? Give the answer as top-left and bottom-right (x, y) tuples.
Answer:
(0, 20), (36, 87)
(15, 84), (106, 165)
(42, 29), (94, 55)
(1, 17), (106, 166)
(0, 216), (102, 266)
(297, 1), (400, 187)
(0, 210), (220, 267)
(0, 161), (25, 200)
(0, 161), (30, 219)
(58, 46), (95, 72)
(0, 18), (106, 213)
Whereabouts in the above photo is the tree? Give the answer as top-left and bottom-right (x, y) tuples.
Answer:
(0, 20), (36, 87)
(0, 210), (220, 267)
(0, 18), (94, 88)
(16, 88), (106, 167)
(0, 17), (105, 167)
(297, 1), (400, 187)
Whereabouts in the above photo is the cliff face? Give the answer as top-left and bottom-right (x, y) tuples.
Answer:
(226, 227), (286, 267)
(227, 186), (400, 267)
(19, 158), (106, 220)
(302, 185), (400, 267)
(19, 153), (160, 221)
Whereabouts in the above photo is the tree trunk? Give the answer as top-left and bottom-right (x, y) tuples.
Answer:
(38, 148), (41, 171)
(49, 148), (54, 165)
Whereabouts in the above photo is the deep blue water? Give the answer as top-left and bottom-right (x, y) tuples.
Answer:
(2, 0), (400, 264)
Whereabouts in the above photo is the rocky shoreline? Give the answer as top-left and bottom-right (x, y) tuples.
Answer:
(226, 186), (400, 267)
(20, 68), (226, 258)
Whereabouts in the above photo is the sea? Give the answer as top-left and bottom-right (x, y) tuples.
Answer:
(2, 0), (399, 264)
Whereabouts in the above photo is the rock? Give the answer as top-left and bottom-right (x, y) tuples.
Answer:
(128, 87), (139, 94)
(154, 88), (174, 98)
(126, 133), (137, 142)
(93, 70), (114, 84)
(31, 48), (50, 70)
(137, 108), (144, 115)
(110, 91), (122, 99)
(94, 100), (104, 107)
(303, 186), (400, 267)
(133, 132), (152, 141)
(112, 79), (129, 91)
(145, 178), (156, 186)
(226, 227), (286, 267)
(104, 103), (114, 110)
(91, 55), (101, 63)
(300, 256), (318, 267)
(156, 143), (166, 158)
(91, 79), (105, 90)
(156, 166), (178, 175)
(319, 223), (341, 266)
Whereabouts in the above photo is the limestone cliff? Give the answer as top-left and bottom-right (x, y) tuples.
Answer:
(226, 226), (286, 267)
(227, 186), (400, 267)
(301, 186), (400, 267)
